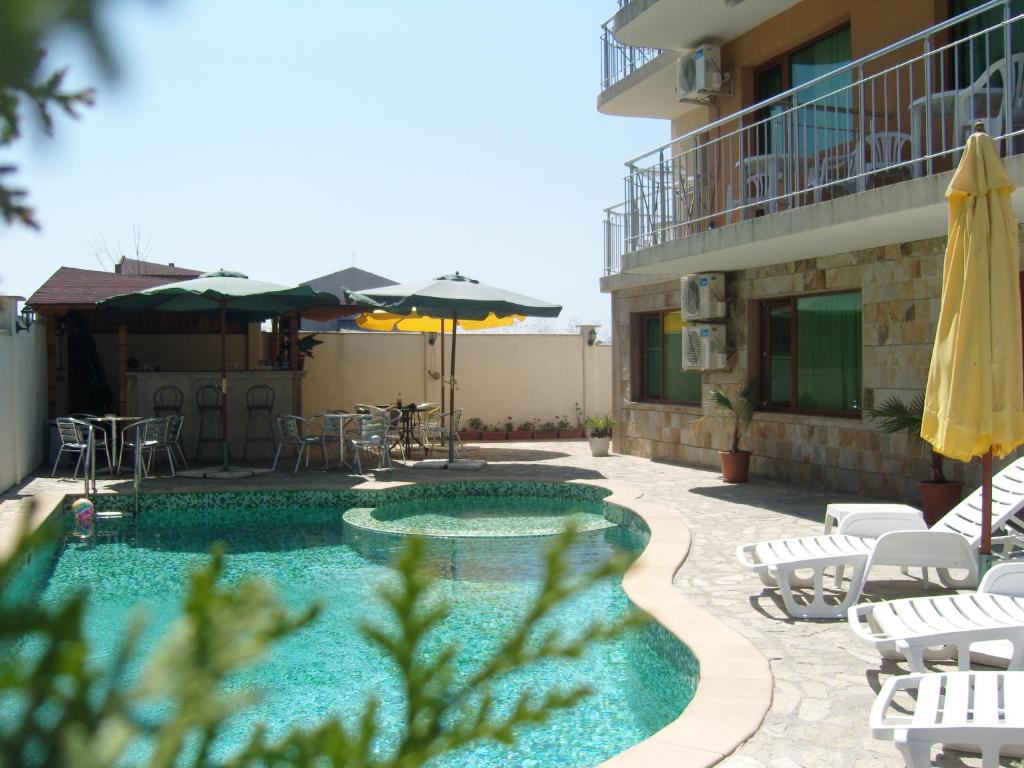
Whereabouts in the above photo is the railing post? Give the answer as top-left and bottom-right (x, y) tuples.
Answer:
(856, 65), (867, 193)
(924, 36), (933, 176)
(1005, 0), (1014, 142)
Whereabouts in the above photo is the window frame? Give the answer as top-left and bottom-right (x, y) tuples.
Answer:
(637, 309), (702, 406)
(756, 289), (863, 418)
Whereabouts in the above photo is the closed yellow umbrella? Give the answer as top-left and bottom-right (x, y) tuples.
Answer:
(921, 127), (1024, 563)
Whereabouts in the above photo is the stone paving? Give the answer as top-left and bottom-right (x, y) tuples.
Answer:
(1, 441), (1010, 767)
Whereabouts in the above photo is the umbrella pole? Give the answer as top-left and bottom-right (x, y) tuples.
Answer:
(448, 312), (457, 465)
(981, 449), (993, 576)
(440, 323), (445, 413)
(220, 301), (229, 471)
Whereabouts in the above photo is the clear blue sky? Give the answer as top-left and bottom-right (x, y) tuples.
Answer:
(0, 0), (666, 334)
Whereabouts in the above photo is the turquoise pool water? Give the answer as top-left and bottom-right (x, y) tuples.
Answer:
(21, 492), (697, 766)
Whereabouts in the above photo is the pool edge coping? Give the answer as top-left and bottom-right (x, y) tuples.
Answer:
(2, 482), (772, 766)
(573, 479), (772, 768)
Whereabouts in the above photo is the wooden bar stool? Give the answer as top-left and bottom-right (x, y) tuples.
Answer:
(194, 385), (222, 460)
(243, 385), (276, 460)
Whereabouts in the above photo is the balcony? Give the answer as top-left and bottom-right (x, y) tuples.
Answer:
(598, 21), (681, 119)
(611, 0), (801, 51)
(603, 0), (1024, 278)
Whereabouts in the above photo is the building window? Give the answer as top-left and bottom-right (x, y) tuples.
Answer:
(639, 310), (702, 403)
(761, 291), (862, 414)
(753, 26), (853, 156)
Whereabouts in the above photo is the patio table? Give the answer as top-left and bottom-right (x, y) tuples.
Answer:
(86, 415), (140, 475)
(320, 412), (370, 470)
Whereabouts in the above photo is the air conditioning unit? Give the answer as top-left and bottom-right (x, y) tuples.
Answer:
(681, 272), (726, 321)
(676, 44), (722, 102)
(682, 324), (728, 371)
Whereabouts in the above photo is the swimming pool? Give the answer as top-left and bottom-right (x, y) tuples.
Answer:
(12, 482), (699, 766)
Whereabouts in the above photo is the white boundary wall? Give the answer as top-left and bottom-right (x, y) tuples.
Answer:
(0, 297), (47, 492)
(302, 328), (611, 428)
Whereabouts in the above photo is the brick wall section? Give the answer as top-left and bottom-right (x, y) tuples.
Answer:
(611, 232), (1024, 503)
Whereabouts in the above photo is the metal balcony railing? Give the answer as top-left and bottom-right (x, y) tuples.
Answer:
(601, 19), (663, 91)
(604, 0), (1024, 274)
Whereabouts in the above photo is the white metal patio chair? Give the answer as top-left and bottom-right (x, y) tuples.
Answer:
(849, 562), (1024, 673)
(348, 409), (397, 472)
(52, 417), (97, 478)
(119, 417), (170, 478)
(871, 671), (1024, 767)
(272, 415), (326, 473)
(425, 408), (463, 457)
(737, 456), (1024, 619)
(68, 413), (113, 472)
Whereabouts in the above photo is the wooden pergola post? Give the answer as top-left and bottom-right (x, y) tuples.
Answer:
(117, 325), (128, 415)
(289, 312), (299, 371)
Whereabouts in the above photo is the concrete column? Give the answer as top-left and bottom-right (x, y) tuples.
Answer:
(577, 324), (599, 422)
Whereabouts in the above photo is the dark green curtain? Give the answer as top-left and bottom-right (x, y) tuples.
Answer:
(641, 311), (701, 402)
(796, 293), (862, 411)
(767, 304), (792, 404)
(791, 27), (853, 155)
(953, 0), (1024, 88)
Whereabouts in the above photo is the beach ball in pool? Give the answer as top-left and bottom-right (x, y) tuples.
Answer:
(71, 497), (95, 537)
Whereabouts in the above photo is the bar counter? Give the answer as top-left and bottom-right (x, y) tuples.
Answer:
(125, 370), (303, 462)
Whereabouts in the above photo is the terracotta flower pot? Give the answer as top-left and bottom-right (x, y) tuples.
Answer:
(534, 430), (558, 439)
(457, 430), (481, 441)
(480, 431), (507, 441)
(919, 481), (963, 526)
(558, 429), (584, 439)
(506, 430), (533, 440)
(720, 450), (752, 483)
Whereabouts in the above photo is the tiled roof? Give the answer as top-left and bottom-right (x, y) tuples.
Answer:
(26, 267), (185, 307)
(302, 266), (396, 296)
(115, 258), (203, 277)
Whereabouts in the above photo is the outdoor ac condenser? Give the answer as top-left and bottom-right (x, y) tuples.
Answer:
(682, 324), (728, 371)
(676, 44), (722, 102)
(681, 273), (726, 321)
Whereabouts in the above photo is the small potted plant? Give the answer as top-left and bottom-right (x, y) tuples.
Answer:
(508, 420), (535, 440)
(278, 332), (323, 370)
(460, 417), (483, 442)
(585, 415), (613, 457)
(557, 415), (583, 439)
(866, 393), (962, 524)
(709, 381), (757, 483)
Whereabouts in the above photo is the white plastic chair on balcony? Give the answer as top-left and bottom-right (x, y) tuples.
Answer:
(956, 53), (1024, 144)
(864, 130), (911, 178)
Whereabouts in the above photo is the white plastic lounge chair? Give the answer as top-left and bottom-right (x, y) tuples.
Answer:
(849, 562), (1024, 672)
(871, 671), (1024, 767)
(737, 457), (1024, 619)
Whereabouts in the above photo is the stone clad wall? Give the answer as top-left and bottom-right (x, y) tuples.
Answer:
(611, 233), (1024, 503)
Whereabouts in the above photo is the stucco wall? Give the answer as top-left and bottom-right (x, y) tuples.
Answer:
(0, 298), (47, 492)
(610, 234), (1024, 504)
(301, 330), (611, 429)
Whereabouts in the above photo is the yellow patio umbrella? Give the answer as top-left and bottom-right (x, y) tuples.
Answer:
(355, 311), (524, 332)
(921, 126), (1024, 565)
(355, 310), (526, 412)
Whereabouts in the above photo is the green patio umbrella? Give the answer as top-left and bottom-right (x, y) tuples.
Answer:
(346, 272), (562, 466)
(100, 269), (341, 471)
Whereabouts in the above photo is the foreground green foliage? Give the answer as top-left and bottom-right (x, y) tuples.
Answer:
(0, 510), (640, 767)
(1, 0), (113, 228)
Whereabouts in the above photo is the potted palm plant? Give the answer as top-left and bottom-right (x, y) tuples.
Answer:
(585, 415), (613, 457)
(709, 381), (757, 483)
(866, 393), (962, 524)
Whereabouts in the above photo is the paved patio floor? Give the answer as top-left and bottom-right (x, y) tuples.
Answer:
(1, 441), (1008, 767)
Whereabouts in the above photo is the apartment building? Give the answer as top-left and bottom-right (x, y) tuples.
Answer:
(598, 0), (1024, 499)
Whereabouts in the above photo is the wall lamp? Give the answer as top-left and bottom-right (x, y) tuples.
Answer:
(587, 328), (597, 346)
(15, 305), (35, 333)
(427, 332), (437, 346)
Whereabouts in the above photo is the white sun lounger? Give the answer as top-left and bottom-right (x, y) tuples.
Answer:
(737, 456), (1024, 619)
(849, 562), (1024, 672)
(871, 671), (1024, 767)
